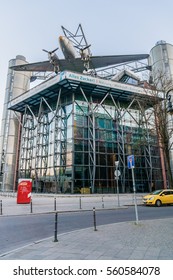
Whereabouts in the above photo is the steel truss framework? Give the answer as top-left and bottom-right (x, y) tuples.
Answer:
(61, 24), (91, 56)
(19, 85), (162, 193)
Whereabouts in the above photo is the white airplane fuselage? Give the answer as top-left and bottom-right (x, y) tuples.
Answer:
(59, 36), (77, 60)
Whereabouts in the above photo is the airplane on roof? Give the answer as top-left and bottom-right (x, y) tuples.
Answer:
(10, 24), (149, 74)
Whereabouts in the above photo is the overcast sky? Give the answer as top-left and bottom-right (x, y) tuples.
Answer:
(0, 0), (173, 128)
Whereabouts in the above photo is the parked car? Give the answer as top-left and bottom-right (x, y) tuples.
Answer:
(143, 189), (173, 207)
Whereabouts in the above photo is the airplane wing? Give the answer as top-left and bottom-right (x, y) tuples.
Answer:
(90, 54), (149, 69)
(10, 59), (85, 72)
(10, 54), (149, 73)
(10, 60), (54, 72)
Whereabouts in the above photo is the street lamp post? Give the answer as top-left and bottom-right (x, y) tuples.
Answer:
(115, 161), (120, 207)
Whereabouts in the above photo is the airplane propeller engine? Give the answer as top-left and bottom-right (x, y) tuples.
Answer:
(75, 45), (91, 70)
(42, 47), (59, 73)
(75, 45), (91, 59)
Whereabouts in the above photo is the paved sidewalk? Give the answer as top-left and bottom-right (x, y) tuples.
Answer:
(1, 218), (173, 260)
(0, 193), (173, 260)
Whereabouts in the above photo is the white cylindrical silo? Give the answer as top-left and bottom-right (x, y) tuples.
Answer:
(0, 55), (31, 191)
(149, 40), (173, 91)
(149, 41), (173, 185)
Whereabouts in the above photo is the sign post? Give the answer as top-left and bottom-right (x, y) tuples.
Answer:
(115, 161), (120, 207)
(127, 155), (139, 224)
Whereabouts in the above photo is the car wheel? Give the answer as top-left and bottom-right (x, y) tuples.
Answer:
(155, 199), (162, 207)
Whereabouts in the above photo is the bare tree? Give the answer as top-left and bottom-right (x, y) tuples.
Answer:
(136, 72), (173, 188)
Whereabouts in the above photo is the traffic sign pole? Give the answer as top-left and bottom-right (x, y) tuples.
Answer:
(131, 167), (139, 224)
(127, 155), (139, 225)
(115, 161), (120, 207)
(116, 173), (120, 207)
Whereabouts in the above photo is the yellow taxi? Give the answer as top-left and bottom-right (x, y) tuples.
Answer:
(143, 189), (173, 207)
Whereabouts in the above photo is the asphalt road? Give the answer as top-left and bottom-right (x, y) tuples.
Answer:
(0, 205), (173, 255)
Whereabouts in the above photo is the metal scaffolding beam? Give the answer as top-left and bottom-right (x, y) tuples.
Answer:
(53, 89), (67, 193)
(19, 106), (37, 178)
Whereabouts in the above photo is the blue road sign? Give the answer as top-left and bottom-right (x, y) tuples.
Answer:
(127, 155), (135, 169)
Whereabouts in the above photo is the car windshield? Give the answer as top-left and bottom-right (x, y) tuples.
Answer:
(151, 190), (162, 195)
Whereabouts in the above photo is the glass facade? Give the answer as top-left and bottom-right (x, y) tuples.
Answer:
(19, 86), (163, 194)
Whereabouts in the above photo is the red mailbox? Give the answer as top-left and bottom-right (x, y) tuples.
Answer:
(17, 179), (32, 204)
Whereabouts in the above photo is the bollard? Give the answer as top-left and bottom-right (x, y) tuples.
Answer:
(54, 197), (56, 211)
(79, 197), (82, 209)
(93, 207), (97, 231)
(30, 198), (33, 213)
(0, 200), (2, 215)
(102, 196), (104, 208)
(54, 212), (58, 242)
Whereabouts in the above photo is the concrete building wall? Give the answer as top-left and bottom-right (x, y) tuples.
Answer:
(0, 55), (30, 191)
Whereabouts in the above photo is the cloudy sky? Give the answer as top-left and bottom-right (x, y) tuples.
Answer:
(0, 0), (173, 127)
